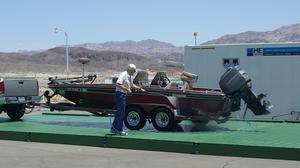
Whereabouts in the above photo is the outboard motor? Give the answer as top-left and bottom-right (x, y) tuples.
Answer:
(219, 66), (271, 115)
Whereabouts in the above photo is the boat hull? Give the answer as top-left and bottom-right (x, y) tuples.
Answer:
(48, 83), (237, 120)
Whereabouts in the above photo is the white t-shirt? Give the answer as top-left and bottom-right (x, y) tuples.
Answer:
(116, 71), (133, 93)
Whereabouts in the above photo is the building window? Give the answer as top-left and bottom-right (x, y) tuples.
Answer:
(223, 58), (239, 68)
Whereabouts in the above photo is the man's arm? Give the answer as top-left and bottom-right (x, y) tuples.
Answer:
(116, 83), (131, 93)
(132, 83), (146, 92)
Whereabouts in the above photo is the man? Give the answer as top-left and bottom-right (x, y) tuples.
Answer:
(111, 64), (145, 136)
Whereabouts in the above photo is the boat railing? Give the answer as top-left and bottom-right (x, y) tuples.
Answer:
(48, 74), (97, 85)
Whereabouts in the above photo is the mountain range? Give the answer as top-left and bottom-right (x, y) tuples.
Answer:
(0, 46), (182, 73)
(75, 39), (184, 62)
(204, 23), (300, 44)
(1, 23), (300, 73)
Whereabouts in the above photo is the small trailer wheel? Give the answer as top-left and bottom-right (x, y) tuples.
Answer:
(124, 107), (146, 130)
(151, 108), (175, 131)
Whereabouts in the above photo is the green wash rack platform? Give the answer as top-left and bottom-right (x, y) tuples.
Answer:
(0, 112), (299, 161)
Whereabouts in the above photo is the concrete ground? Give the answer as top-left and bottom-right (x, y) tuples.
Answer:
(0, 140), (299, 168)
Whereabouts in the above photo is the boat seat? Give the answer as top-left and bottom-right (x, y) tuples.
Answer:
(133, 70), (149, 85)
(150, 72), (169, 87)
(137, 81), (150, 87)
(180, 72), (198, 91)
(181, 82), (192, 91)
(164, 82), (178, 89)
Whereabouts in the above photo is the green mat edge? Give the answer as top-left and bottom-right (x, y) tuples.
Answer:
(0, 130), (299, 161)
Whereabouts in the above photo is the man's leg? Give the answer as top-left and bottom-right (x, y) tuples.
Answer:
(112, 92), (126, 132)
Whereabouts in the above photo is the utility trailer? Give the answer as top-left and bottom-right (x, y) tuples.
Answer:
(43, 67), (271, 131)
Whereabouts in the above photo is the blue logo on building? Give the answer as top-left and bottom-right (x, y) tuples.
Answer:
(247, 47), (300, 56)
(247, 48), (253, 56)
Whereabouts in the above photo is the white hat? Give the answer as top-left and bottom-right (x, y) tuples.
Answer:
(128, 64), (137, 70)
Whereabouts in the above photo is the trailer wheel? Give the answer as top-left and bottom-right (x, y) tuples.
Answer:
(151, 108), (175, 131)
(124, 107), (146, 130)
(6, 105), (25, 121)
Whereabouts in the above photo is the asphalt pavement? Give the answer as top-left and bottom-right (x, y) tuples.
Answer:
(0, 140), (299, 168)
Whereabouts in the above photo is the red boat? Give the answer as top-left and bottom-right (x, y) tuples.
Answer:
(44, 67), (271, 131)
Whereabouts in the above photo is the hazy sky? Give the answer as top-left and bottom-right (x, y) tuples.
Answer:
(1, 0), (299, 52)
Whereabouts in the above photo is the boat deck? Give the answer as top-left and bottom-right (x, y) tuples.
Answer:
(0, 111), (299, 161)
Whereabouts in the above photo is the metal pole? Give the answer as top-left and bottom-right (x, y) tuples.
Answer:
(82, 64), (85, 84)
(55, 28), (70, 78)
(193, 32), (198, 46)
(78, 58), (90, 85)
(65, 32), (69, 77)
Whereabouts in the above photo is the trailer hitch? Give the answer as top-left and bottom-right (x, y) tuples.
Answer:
(43, 90), (58, 105)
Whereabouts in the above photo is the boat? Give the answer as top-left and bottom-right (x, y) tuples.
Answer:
(44, 67), (271, 131)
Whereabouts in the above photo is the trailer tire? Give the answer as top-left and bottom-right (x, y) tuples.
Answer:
(151, 108), (175, 131)
(124, 107), (146, 130)
(6, 105), (25, 121)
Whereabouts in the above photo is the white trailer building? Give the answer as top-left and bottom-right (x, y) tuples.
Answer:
(184, 42), (300, 120)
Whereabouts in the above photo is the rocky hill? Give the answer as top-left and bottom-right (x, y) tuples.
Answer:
(204, 23), (300, 44)
(0, 47), (182, 73)
(75, 39), (184, 62)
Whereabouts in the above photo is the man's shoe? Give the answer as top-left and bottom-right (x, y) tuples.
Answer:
(110, 129), (128, 136)
(118, 131), (128, 136)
